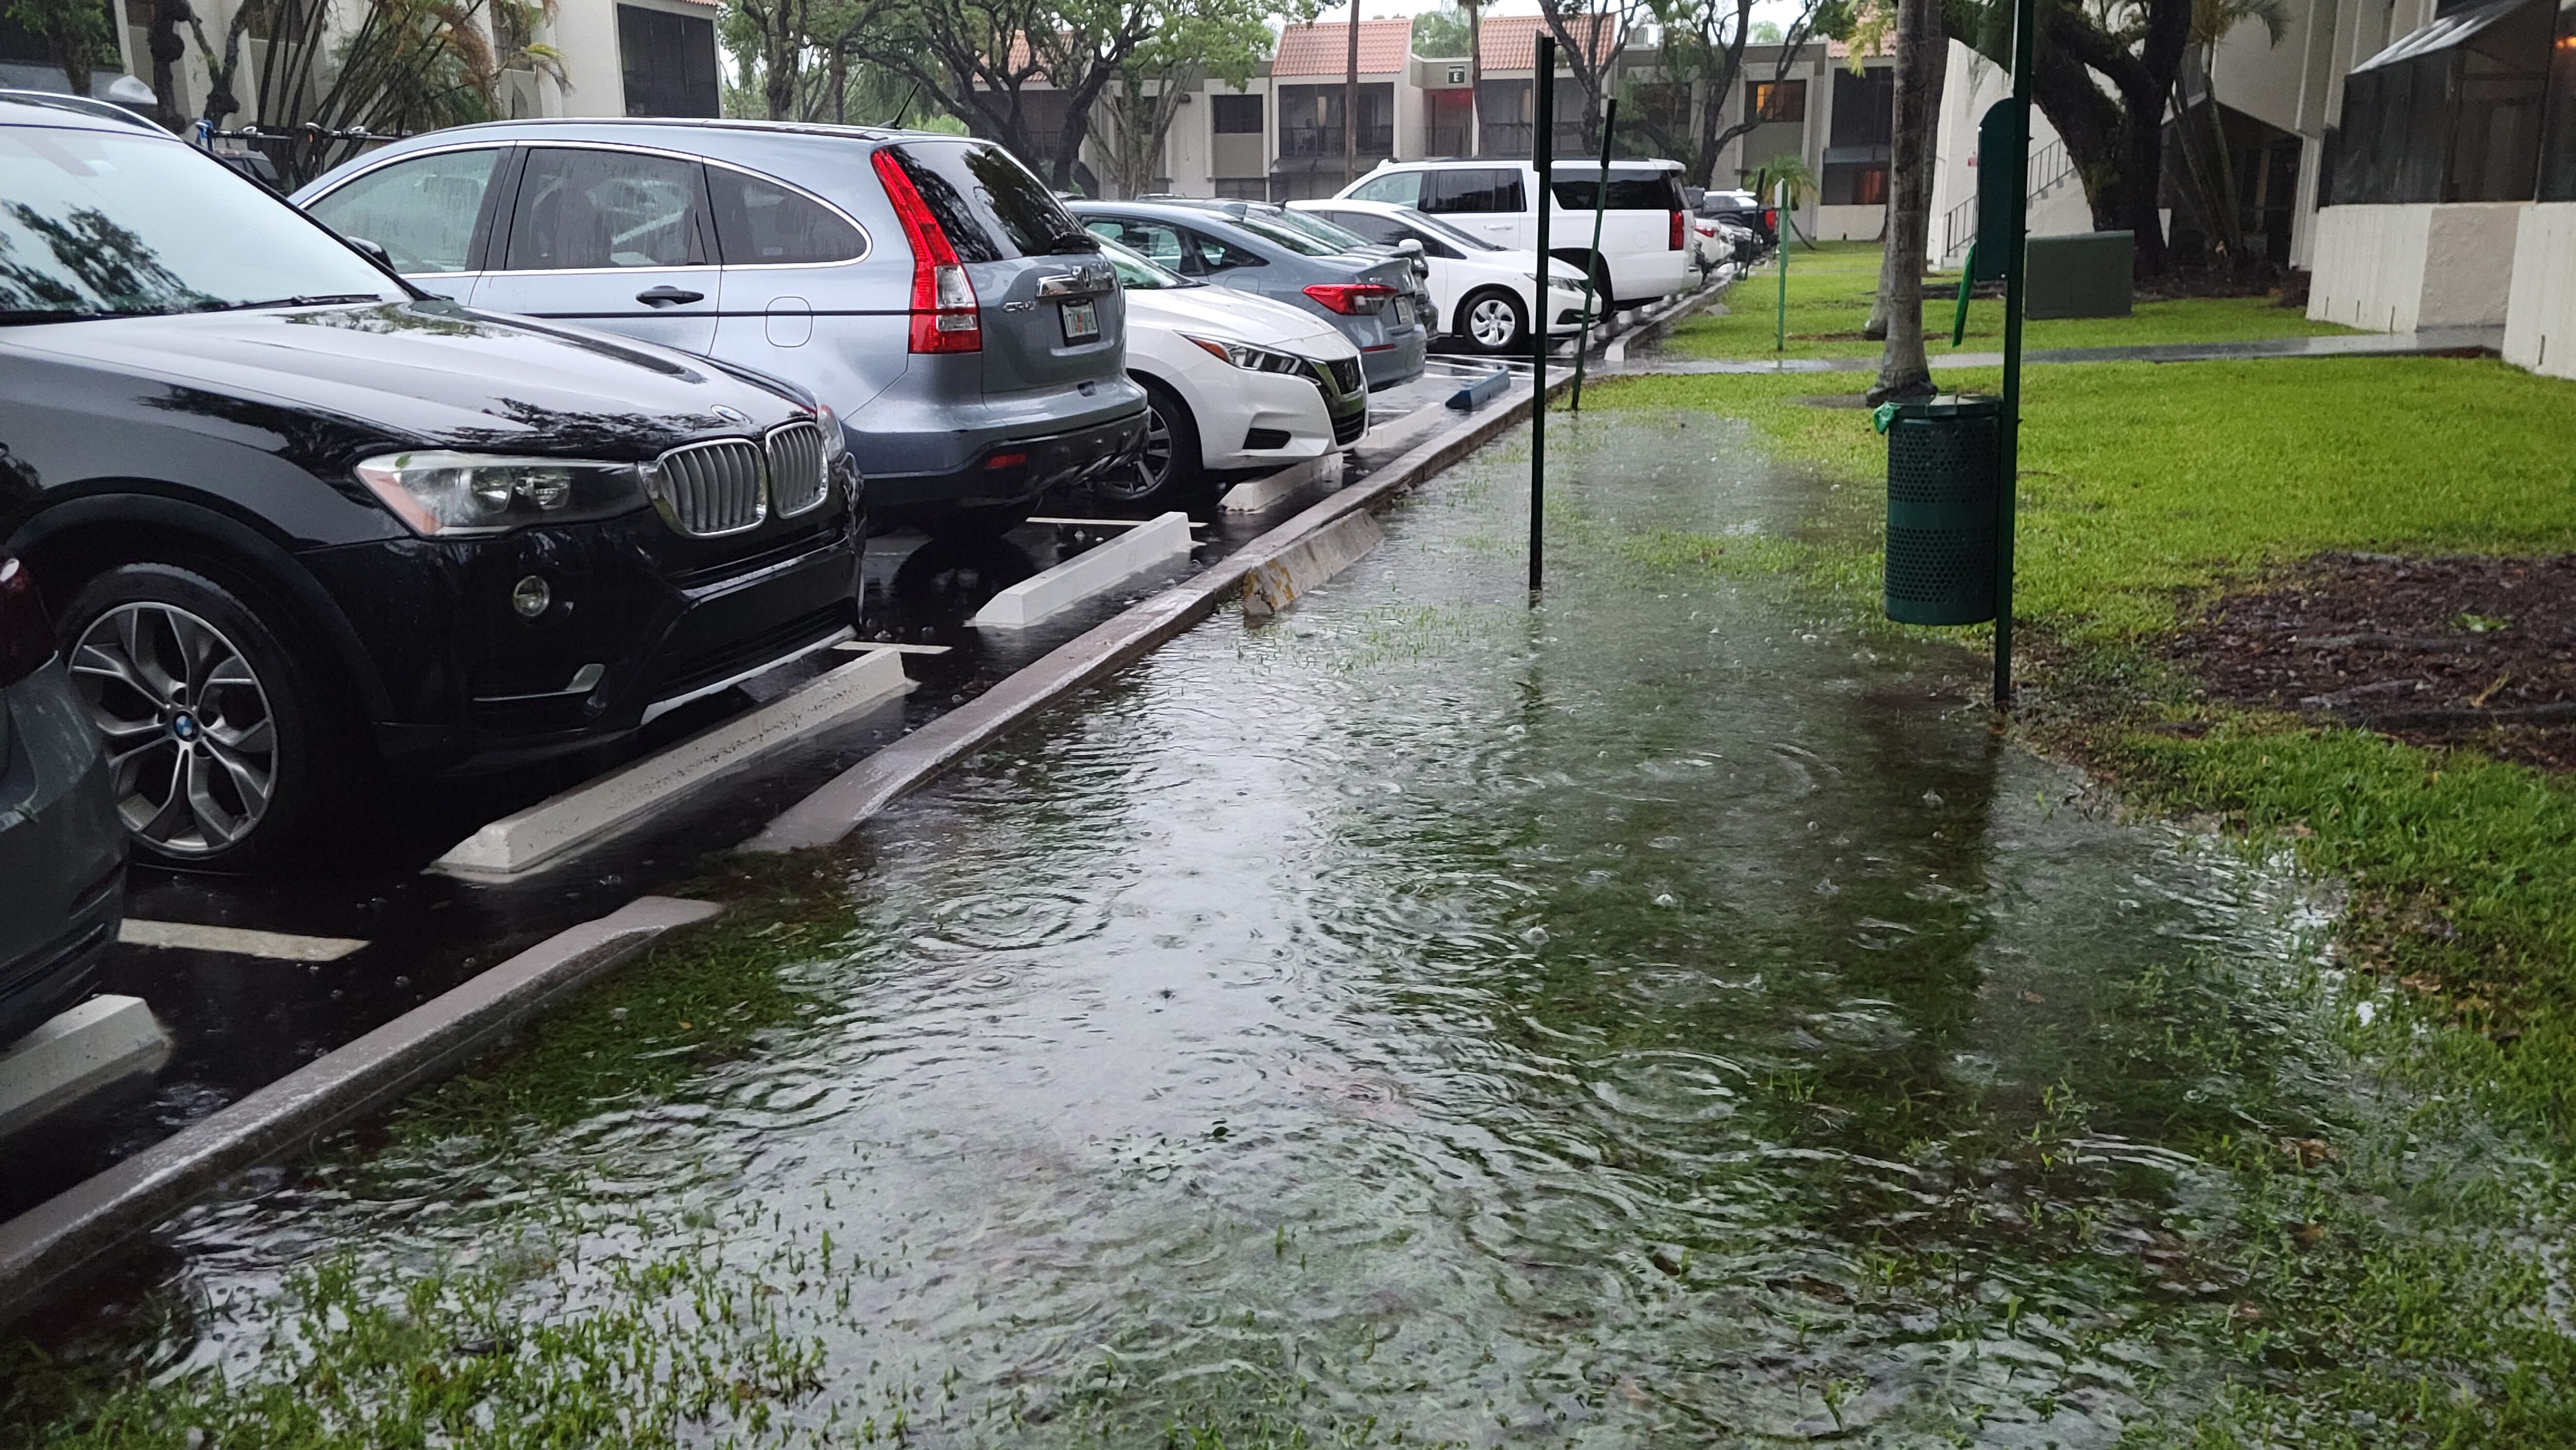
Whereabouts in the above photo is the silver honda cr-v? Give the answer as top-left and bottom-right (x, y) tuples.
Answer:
(297, 121), (1146, 536)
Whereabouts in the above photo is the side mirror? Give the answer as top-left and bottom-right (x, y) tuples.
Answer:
(347, 236), (395, 269)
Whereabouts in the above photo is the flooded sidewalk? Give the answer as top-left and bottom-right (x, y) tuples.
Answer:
(19, 413), (2560, 1446)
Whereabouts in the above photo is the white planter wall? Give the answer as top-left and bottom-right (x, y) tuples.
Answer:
(2503, 202), (2576, 380)
(2307, 201), (2523, 332)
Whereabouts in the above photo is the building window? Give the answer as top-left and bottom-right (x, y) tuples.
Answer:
(617, 4), (719, 119)
(1822, 161), (1888, 205)
(1211, 94), (1263, 134)
(1829, 68), (1893, 147)
(1747, 79), (1806, 122)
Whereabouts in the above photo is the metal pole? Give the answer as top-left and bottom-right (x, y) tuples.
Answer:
(1774, 179), (1789, 351)
(1996, 0), (2035, 709)
(1466, 0), (1482, 157)
(1530, 34), (1554, 595)
(1345, 1), (1361, 190)
(1568, 97), (1617, 410)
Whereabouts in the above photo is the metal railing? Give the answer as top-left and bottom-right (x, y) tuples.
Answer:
(1279, 123), (1394, 158)
(1936, 141), (2082, 263)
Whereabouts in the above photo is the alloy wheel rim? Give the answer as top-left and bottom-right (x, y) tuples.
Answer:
(1469, 297), (1516, 347)
(70, 602), (278, 856)
(1101, 402), (1174, 500)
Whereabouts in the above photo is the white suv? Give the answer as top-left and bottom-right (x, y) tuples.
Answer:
(1335, 158), (1696, 310)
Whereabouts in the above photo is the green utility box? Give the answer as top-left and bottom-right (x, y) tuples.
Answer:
(2024, 231), (2133, 318)
(1884, 395), (2002, 626)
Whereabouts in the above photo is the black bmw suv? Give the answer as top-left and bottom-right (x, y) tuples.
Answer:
(0, 94), (864, 869)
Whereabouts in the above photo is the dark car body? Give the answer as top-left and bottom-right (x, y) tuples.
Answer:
(0, 558), (122, 1049)
(295, 121), (1146, 534)
(1697, 189), (1777, 249)
(1, 93), (862, 863)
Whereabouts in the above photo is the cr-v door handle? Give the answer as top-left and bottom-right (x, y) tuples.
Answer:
(635, 285), (705, 307)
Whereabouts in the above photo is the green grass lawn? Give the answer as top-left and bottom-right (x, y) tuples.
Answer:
(1588, 352), (2576, 1447)
(1662, 241), (2357, 360)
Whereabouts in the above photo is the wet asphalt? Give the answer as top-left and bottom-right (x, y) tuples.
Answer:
(0, 352), (1540, 1219)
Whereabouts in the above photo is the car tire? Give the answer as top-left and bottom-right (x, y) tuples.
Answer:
(57, 562), (334, 870)
(919, 505), (1035, 540)
(1458, 289), (1528, 355)
(1091, 379), (1203, 508)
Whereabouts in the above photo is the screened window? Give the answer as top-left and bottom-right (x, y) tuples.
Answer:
(306, 148), (501, 274)
(617, 4), (719, 118)
(506, 148), (706, 270)
(2327, 0), (2552, 205)
(707, 168), (863, 264)
(1747, 79), (1806, 122)
(1211, 94), (1263, 134)
(2540, 0), (2576, 199)
(1821, 162), (1889, 205)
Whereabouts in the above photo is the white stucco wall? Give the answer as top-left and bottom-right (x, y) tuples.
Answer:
(1815, 204), (1885, 242)
(545, 0), (628, 117)
(2503, 203), (2576, 379)
(2308, 202), (2525, 332)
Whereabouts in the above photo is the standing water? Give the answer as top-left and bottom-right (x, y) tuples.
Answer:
(18, 414), (2504, 1446)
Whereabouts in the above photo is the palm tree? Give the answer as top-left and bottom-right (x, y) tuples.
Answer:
(1866, 0), (1942, 402)
(2168, 0), (2287, 263)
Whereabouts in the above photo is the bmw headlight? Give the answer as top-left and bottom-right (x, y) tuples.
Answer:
(815, 402), (849, 463)
(354, 451), (650, 537)
(1185, 335), (1311, 376)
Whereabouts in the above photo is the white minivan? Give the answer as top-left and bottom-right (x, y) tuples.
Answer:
(1334, 158), (1696, 310)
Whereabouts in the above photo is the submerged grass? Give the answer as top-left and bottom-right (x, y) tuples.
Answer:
(1580, 363), (2576, 1443)
(1664, 242), (2351, 361)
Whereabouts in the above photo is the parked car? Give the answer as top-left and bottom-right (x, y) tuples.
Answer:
(1091, 237), (1367, 508)
(296, 121), (1146, 538)
(1288, 198), (1595, 355)
(1070, 199), (1429, 390)
(1690, 215), (1759, 279)
(1, 92), (865, 867)
(1697, 188), (1777, 250)
(0, 553), (123, 1048)
(1335, 158), (1696, 310)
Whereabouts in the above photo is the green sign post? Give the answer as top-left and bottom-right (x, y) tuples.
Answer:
(1992, 0), (2035, 708)
(1567, 97), (1618, 411)
(1529, 35), (1554, 594)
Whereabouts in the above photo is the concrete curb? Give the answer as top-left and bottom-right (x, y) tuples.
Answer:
(1603, 273), (1733, 365)
(971, 511), (1193, 629)
(746, 370), (1565, 854)
(1241, 510), (1386, 619)
(0, 895), (721, 1331)
(0, 997), (170, 1141)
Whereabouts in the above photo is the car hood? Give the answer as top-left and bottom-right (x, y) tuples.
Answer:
(1124, 283), (1358, 360)
(0, 301), (803, 459)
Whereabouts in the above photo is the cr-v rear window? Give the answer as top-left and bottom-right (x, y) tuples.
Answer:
(881, 141), (1093, 261)
(1549, 172), (1688, 211)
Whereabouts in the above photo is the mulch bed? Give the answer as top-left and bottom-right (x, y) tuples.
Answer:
(2167, 552), (2576, 772)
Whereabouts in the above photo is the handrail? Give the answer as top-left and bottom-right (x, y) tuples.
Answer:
(1936, 141), (2081, 263)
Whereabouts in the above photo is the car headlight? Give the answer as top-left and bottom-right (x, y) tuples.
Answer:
(1185, 335), (1311, 376)
(354, 451), (650, 537)
(814, 402), (849, 463)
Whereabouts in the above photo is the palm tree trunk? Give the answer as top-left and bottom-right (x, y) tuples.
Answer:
(1868, 0), (1944, 402)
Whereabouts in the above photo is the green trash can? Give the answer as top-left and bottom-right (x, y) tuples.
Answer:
(1883, 395), (2001, 626)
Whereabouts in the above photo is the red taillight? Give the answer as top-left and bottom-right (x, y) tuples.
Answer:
(872, 148), (980, 355)
(1764, 208), (1778, 231)
(0, 557), (54, 687)
(1669, 210), (1685, 250)
(1303, 282), (1398, 315)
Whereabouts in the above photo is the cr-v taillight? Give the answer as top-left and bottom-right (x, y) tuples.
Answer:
(1669, 209), (1685, 250)
(871, 148), (980, 355)
(0, 557), (54, 687)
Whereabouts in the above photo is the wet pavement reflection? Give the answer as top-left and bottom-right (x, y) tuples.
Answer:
(65, 409), (2363, 1444)
(0, 358), (1521, 1217)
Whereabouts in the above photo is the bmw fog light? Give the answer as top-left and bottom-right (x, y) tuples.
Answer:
(511, 575), (552, 619)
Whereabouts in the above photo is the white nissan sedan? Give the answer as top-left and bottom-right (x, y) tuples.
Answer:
(1093, 237), (1370, 508)
(1291, 198), (1595, 355)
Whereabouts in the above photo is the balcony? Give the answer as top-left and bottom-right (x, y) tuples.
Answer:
(1477, 120), (1590, 158)
(1279, 123), (1395, 159)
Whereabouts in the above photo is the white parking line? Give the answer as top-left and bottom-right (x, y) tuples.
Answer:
(118, 920), (368, 962)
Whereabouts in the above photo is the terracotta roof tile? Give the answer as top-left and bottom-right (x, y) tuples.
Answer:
(1475, 12), (1615, 72)
(1272, 18), (1415, 77)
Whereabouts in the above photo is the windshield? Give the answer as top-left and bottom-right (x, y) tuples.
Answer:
(1263, 207), (1377, 254)
(0, 127), (404, 323)
(1402, 209), (1504, 252)
(1229, 213), (1347, 258)
(1096, 235), (1193, 289)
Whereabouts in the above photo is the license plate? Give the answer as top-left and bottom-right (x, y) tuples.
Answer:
(1060, 298), (1100, 343)
(1393, 296), (1415, 329)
